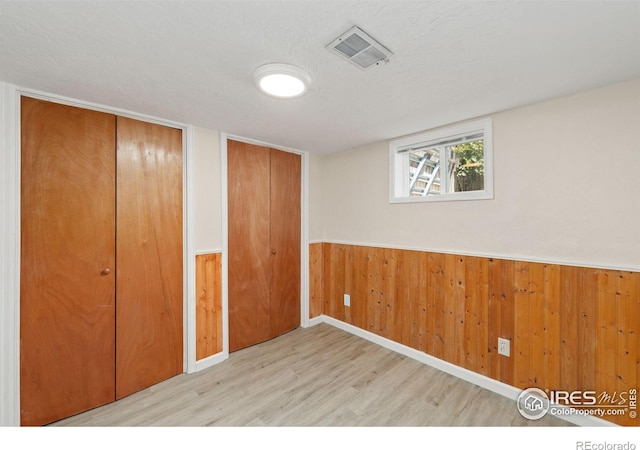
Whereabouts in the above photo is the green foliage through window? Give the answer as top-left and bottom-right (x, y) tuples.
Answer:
(449, 140), (484, 192)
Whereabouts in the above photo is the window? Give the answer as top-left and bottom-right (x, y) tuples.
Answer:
(389, 118), (493, 203)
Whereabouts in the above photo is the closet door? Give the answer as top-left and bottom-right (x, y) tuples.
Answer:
(20, 97), (116, 426)
(115, 117), (184, 399)
(269, 148), (301, 337)
(227, 140), (271, 352)
(227, 140), (300, 352)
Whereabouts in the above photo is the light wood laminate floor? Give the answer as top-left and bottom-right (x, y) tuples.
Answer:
(51, 323), (571, 427)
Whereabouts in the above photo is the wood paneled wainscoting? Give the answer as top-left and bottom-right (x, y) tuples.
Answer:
(196, 253), (223, 360)
(309, 242), (639, 426)
(309, 242), (325, 319)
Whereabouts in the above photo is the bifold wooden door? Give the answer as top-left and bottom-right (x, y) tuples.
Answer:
(115, 116), (183, 399)
(268, 148), (302, 338)
(20, 97), (183, 425)
(227, 140), (301, 352)
(20, 97), (117, 426)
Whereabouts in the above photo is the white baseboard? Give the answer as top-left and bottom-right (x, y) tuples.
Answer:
(306, 316), (324, 328)
(194, 351), (228, 372)
(312, 315), (616, 427)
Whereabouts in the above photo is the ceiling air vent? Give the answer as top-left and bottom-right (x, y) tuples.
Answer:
(326, 26), (393, 69)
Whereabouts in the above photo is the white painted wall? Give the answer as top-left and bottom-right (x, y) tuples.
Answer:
(316, 79), (640, 270)
(308, 152), (325, 243)
(194, 127), (222, 252)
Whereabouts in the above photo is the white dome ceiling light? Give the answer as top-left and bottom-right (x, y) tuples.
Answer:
(253, 63), (311, 98)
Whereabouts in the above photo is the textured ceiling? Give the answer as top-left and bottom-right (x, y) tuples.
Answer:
(1, 1), (639, 154)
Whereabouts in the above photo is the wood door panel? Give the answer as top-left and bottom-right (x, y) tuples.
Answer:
(115, 117), (183, 399)
(269, 149), (301, 337)
(20, 97), (116, 426)
(227, 140), (271, 352)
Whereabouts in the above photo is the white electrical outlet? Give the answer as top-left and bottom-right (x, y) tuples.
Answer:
(344, 293), (350, 307)
(498, 337), (511, 357)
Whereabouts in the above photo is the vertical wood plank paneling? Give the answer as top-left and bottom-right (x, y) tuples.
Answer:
(367, 247), (382, 335)
(616, 273), (637, 391)
(429, 252), (446, 360)
(635, 272), (640, 427)
(343, 245), (353, 325)
(347, 244), (356, 324)
(332, 244), (346, 322)
(616, 272), (638, 426)
(578, 268), (597, 391)
(196, 253), (222, 361)
(390, 251), (410, 347)
(596, 270), (617, 408)
(358, 246), (371, 330)
(462, 256), (477, 373)
(402, 250), (422, 350)
(499, 259), (515, 386)
(309, 243), (324, 318)
(559, 266), (579, 391)
(488, 258), (516, 385)
(527, 262), (545, 389)
(423, 252), (436, 356)
(417, 251), (429, 354)
(443, 254), (456, 364)
(544, 263), (561, 390)
(487, 258), (501, 381)
(453, 255), (466, 368)
(514, 261), (531, 389)
(352, 245), (366, 330)
(342, 244), (350, 323)
(322, 242), (334, 319)
(320, 243), (639, 427)
(324, 243), (336, 320)
(380, 248), (396, 338)
(471, 256), (490, 376)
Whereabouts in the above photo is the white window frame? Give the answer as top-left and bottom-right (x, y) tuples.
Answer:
(389, 118), (493, 203)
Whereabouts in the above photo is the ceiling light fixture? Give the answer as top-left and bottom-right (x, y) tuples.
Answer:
(253, 63), (311, 98)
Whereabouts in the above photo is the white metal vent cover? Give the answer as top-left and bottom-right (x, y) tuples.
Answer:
(326, 26), (393, 69)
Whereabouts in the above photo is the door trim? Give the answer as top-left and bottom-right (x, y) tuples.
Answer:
(214, 133), (309, 368)
(0, 83), (194, 425)
(1, 82), (20, 427)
